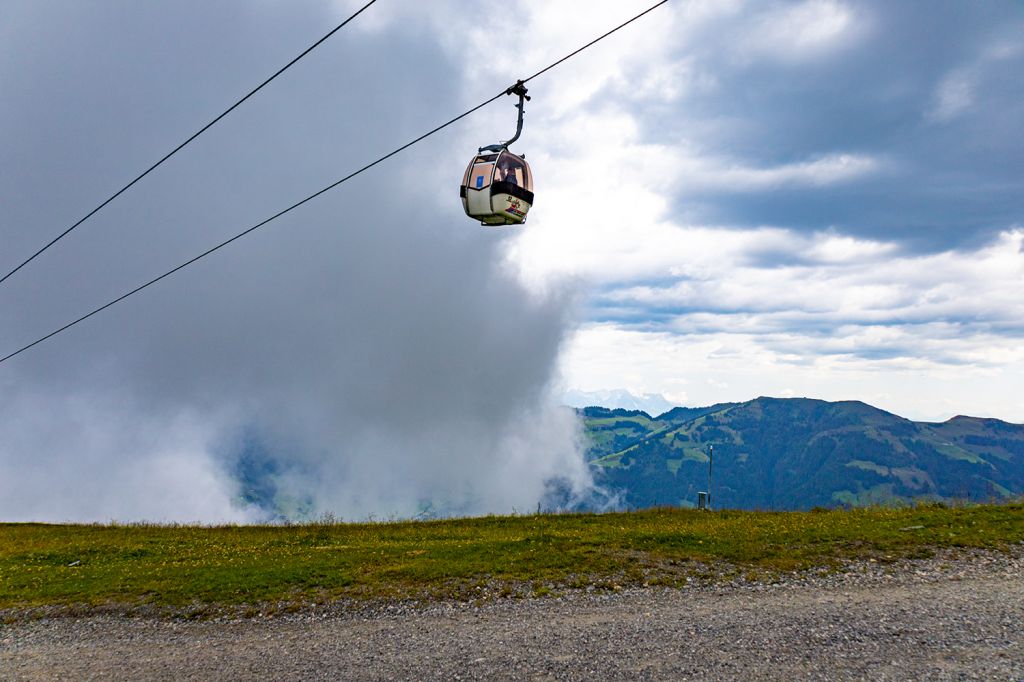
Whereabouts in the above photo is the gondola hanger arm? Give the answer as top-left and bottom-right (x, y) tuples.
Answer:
(479, 80), (530, 153)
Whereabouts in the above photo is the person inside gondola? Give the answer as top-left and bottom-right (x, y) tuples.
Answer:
(500, 159), (520, 186)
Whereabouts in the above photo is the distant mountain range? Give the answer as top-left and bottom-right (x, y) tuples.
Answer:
(563, 389), (677, 416)
(580, 397), (1024, 511)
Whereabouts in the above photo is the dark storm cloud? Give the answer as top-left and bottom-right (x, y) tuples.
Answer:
(0, 2), (591, 521)
(645, 1), (1024, 253)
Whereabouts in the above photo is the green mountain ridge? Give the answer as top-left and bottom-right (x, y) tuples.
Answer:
(581, 397), (1024, 510)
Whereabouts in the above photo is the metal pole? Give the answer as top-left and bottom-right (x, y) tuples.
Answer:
(708, 444), (713, 511)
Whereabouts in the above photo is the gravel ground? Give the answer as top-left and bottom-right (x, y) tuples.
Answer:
(2, 546), (1022, 681)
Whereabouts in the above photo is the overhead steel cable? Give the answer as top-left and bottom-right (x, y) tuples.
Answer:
(0, 93), (507, 366)
(0, 0), (669, 367)
(0, 0), (380, 288)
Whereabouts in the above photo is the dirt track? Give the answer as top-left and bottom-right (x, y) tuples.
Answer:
(3, 547), (1023, 680)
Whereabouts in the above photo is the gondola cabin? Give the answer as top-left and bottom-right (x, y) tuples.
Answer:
(460, 150), (534, 225)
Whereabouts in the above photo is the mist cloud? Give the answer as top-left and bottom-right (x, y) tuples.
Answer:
(0, 2), (592, 522)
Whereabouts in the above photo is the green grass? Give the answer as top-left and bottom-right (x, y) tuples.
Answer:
(587, 416), (654, 428)
(1, 502), (1022, 614)
(846, 459), (891, 476)
(934, 442), (986, 464)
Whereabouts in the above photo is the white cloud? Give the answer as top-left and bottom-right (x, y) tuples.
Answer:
(561, 228), (1024, 422)
(562, 321), (1024, 423)
(507, 119), (881, 290)
(927, 31), (1024, 122)
(0, 394), (255, 523)
(806, 232), (896, 263)
(677, 153), (881, 191)
(928, 69), (975, 122)
(607, 228), (1022, 325)
(735, 0), (864, 63)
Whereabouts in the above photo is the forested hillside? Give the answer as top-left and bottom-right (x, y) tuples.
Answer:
(582, 397), (1024, 510)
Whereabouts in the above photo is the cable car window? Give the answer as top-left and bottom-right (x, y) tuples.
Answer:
(497, 154), (525, 187)
(471, 161), (495, 189)
(521, 163), (533, 192)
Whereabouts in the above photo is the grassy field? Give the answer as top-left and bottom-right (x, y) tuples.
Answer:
(1, 502), (1022, 614)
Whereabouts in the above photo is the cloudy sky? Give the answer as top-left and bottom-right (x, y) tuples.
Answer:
(1, 1), (1022, 521)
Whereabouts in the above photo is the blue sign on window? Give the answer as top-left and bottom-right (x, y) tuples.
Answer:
(476, 176), (484, 189)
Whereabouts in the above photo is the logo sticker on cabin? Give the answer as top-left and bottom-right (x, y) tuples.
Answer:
(505, 198), (525, 218)
(475, 176), (484, 189)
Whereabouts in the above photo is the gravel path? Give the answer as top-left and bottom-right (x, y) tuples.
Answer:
(3, 547), (1022, 680)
